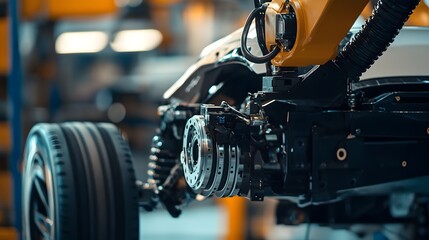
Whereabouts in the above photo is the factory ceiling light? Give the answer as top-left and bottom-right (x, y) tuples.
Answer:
(110, 29), (162, 52)
(55, 31), (108, 54)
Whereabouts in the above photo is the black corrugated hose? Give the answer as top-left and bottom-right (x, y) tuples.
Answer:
(336, 0), (420, 82)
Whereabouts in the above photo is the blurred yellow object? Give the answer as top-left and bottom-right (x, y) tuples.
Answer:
(21, 0), (43, 20)
(21, 0), (117, 20)
(0, 122), (10, 152)
(148, 0), (182, 7)
(0, 18), (8, 75)
(265, 0), (368, 66)
(0, 227), (17, 240)
(0, 173), (12, 225)
(217, 197), (247, 240)
(407, 1), (429, 26)
(360, 2), (373, 20)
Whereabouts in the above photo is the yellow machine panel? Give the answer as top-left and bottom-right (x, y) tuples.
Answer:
(0, 172), (12, 224)
(265, 0), (368, 67)
(0, 122), (10, 152)
(21, 0), (43, 20)
(22, 0), (117, 20)
(0, 18), (7, 75)
(404, 1), (429, 26)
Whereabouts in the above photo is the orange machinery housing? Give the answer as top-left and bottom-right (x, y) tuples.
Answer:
(21, 0), (117, 19)
(265, 0), (429, 67)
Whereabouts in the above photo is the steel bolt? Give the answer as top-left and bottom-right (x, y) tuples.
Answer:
(336, 148), (347, 161)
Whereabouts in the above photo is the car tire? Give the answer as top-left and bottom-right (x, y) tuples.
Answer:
(22, 122), (139, 240)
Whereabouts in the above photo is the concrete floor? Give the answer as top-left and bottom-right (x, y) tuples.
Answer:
(140, 201), (226, 240)
(140, 203), (409, 240)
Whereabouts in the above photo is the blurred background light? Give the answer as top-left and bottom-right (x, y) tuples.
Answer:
(110, 29), (163, 52)
(107, 102), (126, 123)
(95, 90), (113, 111)
(55, 31), (108, 54)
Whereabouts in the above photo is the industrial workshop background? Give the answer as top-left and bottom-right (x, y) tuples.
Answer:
(1, 0), (429, 239)
(2, 0), (263, 239)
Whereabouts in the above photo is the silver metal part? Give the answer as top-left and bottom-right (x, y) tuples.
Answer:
(181, 115), (244, 197)
(389, 193), (415, 218)
(181, 115), (213, 194)
(218, 145), (244, 197)
(205, 145), (225, 197)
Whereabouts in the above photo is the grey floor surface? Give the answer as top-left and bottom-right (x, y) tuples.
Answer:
(140, 203), (408, 240)
(135, 155), (407, 240)
(140, 202), (226, 240)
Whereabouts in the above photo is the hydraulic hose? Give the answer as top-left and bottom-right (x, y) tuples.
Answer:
(336, 0), (420, 82)
(241, 6), (281, 64)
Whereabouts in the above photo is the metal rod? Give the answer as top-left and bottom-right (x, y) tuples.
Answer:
(8, 0), (23, 235)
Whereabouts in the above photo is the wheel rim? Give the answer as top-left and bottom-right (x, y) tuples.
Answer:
(26, 153), (55, 240)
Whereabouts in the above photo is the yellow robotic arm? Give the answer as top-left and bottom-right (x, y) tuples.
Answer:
(242, 0), (421, 76)
(264, 0), (368, 66)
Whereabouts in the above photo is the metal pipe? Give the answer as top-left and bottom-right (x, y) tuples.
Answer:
(8, 0), (23, 236)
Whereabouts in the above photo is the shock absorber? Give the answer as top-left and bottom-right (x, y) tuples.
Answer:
(147, 134), (180, 187)
(148, 104), (199, 186)
(144, 104), (200, 216)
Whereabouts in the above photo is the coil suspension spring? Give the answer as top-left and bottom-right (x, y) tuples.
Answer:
(148, 134), (181, 187)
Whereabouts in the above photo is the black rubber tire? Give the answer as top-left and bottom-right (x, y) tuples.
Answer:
(22, 122), (139, 240)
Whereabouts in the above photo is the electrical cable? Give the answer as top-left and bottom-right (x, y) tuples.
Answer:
(253, 4), (274, 75)
(255, 5), (269, 55)
(254, 0), (261, 8)
(241, 6), (281, 64)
